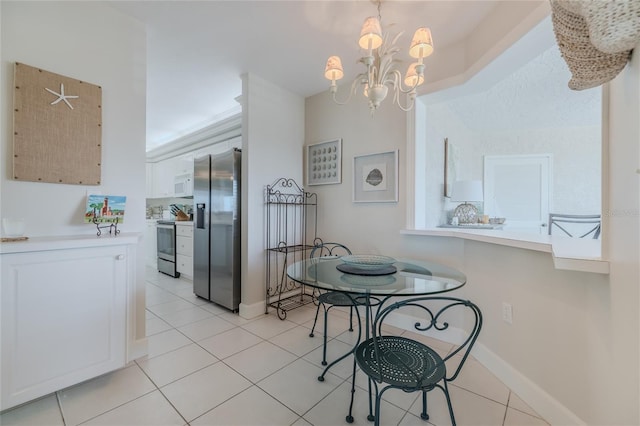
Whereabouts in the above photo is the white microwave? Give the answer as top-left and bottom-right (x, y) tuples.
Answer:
(174, 173), (193, 197)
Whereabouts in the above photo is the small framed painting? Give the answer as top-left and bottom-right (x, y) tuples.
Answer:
(307, 138), (342, 185)
(353, 150), (398, 203)
(85, 194), (126, 223)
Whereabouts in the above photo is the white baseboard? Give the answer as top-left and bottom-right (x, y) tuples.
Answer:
(382, 311), (585, 426)
(473, 344), (586, 425)
(239, 300), (267, 319)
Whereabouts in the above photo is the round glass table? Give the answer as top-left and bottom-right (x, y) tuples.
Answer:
(287, 256), (469, 423)
(286, 257), (467, 297)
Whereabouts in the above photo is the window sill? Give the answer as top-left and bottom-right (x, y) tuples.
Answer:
(400, 228), (609, 274)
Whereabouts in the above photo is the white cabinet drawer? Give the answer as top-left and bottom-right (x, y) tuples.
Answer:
(176, 223), (193, 237)
(176, 236), (193, 257)
(176, 254), (193, 277)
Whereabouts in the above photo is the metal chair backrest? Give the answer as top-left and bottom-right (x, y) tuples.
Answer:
(310, 242), (352, 259)
(548, 213), (601, 239)
(370, 296), (482, 384)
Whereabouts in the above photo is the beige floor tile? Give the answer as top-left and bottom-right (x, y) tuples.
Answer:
(280, 304), (319, 325)
(509, 392), (543, 418)
(198, 327), (263, 359)
(304, 381), (406, 426)
(173, 287), (209, 305)
(257, 358), (343, 416)
(160, 363), (251, 422)
(216, 310), (259, 325)
(146, 328), (193, 358)
(225, 341), (298, 382)
(241, 314), (298, 339)
(146, 316), (173, 336)
(0, 395), (64, 426)
(352, 368), (420, 411)
(156, 306), (214, 328)
(177, 315), (236, 341)
(302, 337), (356, 379)
(147, 299), (198, 317)
(504, 407), (550, 425)
(191, 386), (299, 426)
(146, 289), (182, 307)
(58, 364), (156, 425)
(303, 309), (355, 339)
(409, 384), (507, 426)
(82, 391), (184, 425)
(137, 344), (218, 387)
(291, 418), (313, 426)
(199, 302), (229, 315)
(270, 325), (325, 357)
(447, 356), (510, 405)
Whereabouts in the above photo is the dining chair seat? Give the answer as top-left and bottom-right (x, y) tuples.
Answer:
(355, 336), (446, 390)
(317, 291), (356, 308)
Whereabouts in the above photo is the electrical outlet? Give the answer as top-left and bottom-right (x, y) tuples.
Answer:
(502, 302), (513, 324)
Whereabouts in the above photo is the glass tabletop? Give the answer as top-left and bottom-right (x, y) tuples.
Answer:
(286, 257), (466, 296)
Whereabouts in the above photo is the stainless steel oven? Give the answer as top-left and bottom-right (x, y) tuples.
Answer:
(157, 221), (179, 277)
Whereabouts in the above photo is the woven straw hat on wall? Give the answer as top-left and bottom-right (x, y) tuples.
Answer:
(550, 0), (636, 91)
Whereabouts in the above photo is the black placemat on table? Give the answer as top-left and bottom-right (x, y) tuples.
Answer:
(336, 263), (397, 276)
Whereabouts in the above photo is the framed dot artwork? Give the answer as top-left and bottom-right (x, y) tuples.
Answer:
(306, 138), (342, 186)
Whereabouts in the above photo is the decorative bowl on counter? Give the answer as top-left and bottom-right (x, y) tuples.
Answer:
(489, 217), (506, 224)
(340, 254), (396, 270)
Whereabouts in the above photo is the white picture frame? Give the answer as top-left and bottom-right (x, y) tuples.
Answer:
(353, 150), (399, 203)
(306, 138), (342, 185)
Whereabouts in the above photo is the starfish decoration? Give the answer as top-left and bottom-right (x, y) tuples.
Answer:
(45, 83), (78, 110)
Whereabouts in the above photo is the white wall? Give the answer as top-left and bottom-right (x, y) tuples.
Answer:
(304, 44), (639, 426)
(1, 2), (147, 347)
(240, 73), (305, 318)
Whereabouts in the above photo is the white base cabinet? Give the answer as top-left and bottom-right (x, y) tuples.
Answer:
(1, 238), (138, 411)
(176, 222), (193, 279)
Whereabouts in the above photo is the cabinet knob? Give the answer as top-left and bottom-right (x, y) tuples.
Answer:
(116, 254), (125, 260)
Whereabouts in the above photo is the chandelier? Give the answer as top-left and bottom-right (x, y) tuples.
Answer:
(323, 0), (434, 114)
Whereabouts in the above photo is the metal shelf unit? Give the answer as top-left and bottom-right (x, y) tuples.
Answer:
(265, 178), (318, 319)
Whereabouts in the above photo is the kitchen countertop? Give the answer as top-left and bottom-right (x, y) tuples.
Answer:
(0, 233), (142, 255)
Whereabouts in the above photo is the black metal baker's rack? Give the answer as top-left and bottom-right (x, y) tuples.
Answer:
(265, 178), (318, 319)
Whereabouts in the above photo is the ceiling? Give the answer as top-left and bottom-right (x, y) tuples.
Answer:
(108, 1), (506, 151)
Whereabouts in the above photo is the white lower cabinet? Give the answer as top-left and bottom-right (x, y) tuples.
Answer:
(145, 219), (157, 267)
(176, 222), (193, 279)
(1, 244), (129, 410)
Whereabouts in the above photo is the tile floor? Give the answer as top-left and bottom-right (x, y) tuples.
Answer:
(1, 268), (550, 426)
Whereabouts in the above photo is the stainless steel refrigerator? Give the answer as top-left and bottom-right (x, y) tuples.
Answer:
(193, 148), (241, 311)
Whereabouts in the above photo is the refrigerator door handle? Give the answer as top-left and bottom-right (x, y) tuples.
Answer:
(196, 203), (206, 229)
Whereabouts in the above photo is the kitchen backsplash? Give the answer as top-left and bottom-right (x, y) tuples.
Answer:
(146, 197), (193, 219)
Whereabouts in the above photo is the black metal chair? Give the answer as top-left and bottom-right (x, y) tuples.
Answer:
(548, 213), (601, 239)
(308, 242), (354, 365)
(349, 296), (482, 426)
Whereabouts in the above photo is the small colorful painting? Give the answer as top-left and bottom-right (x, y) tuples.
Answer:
(85, 194), (126, 223)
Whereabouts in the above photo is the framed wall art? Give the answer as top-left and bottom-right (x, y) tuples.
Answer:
(444, 138), (459, 198)
(353, 149), (398, 203)
(306, 138), (342, 185)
